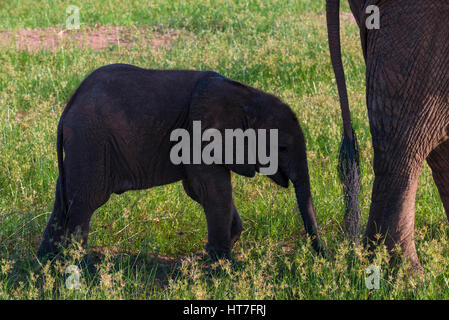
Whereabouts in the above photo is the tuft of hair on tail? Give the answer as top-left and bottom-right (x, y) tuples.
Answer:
(338, 128), (361, 243)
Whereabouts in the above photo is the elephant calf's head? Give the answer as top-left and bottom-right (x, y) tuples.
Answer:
(189, 75), (323, 254)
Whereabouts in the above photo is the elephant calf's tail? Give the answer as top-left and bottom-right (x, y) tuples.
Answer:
(56, 116), (67, 217)
(56, 83), (82, 221)
(326, 0), (361, 242)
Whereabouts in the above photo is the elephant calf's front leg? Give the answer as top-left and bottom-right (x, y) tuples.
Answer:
(204, 201), (234, 260)
(184, 166), (236, 260)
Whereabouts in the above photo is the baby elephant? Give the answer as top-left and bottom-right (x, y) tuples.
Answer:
(38, 64), (322, 260)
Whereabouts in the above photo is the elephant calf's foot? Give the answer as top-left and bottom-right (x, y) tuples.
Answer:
(312, 237), (325, 257)
(230, 234), (241, 247)
(78, 254), (97, 275)
(230, 225), (242, 248)
(37, 237), (63, 261)
(205, 243), (231, 261)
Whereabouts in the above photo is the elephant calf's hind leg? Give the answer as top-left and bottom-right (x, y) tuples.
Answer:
(39, 140), (112, 258)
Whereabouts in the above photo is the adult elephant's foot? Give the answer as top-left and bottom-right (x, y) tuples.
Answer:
(365, 166), (424, 276)
(410, 257), (424, 277)
(399, 239), (423, 276)
(364, 228), (424, 277)
(363, 238), (424, 279)
(389, 237), (424, 277)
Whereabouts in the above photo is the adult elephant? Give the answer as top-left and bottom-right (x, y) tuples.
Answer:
(327, 0), (449, 271)
(37, 64), (323, 261)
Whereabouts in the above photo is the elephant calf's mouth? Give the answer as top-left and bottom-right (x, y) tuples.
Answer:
(266, 167), (289, 188)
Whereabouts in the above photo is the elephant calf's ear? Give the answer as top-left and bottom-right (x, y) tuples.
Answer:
(225, 163), (256, 178)
(190, 75), (257, 178)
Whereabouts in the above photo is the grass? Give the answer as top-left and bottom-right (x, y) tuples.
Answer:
(0, 0), (448, 299)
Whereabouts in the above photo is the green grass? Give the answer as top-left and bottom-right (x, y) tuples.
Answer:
(0, 0), (448, 299)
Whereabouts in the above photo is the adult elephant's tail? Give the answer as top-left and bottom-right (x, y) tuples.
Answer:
(326, 0), (361, 242)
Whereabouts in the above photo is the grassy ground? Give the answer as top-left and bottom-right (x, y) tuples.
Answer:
(0, 0), (448, 299)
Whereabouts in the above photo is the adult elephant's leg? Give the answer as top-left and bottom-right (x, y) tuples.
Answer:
(364, 154), (422, 271)
(364, 50), (426, 270)
(362, 0), (449, 273)
(364, 92), (427, 271)
(427, 139), (449, 222)
(184, 166), (234, 259)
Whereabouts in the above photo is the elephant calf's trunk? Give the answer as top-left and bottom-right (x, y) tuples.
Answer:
(294, 181), (323, 255)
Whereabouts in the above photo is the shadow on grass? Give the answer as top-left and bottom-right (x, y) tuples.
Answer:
(89, 247), (187, 289)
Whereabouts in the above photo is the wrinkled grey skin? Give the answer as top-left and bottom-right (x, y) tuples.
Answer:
(37, 65), (323, 260)
(327, 0), (449, 272)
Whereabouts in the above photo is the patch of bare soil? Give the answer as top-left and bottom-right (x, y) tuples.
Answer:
(0, 31), (10, 47)
(304, 12), (356, 23)
(338, 12), (357, 22)
(0, 25), (179, 52)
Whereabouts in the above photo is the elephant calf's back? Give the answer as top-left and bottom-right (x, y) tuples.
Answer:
(60, 65), (215, 192)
